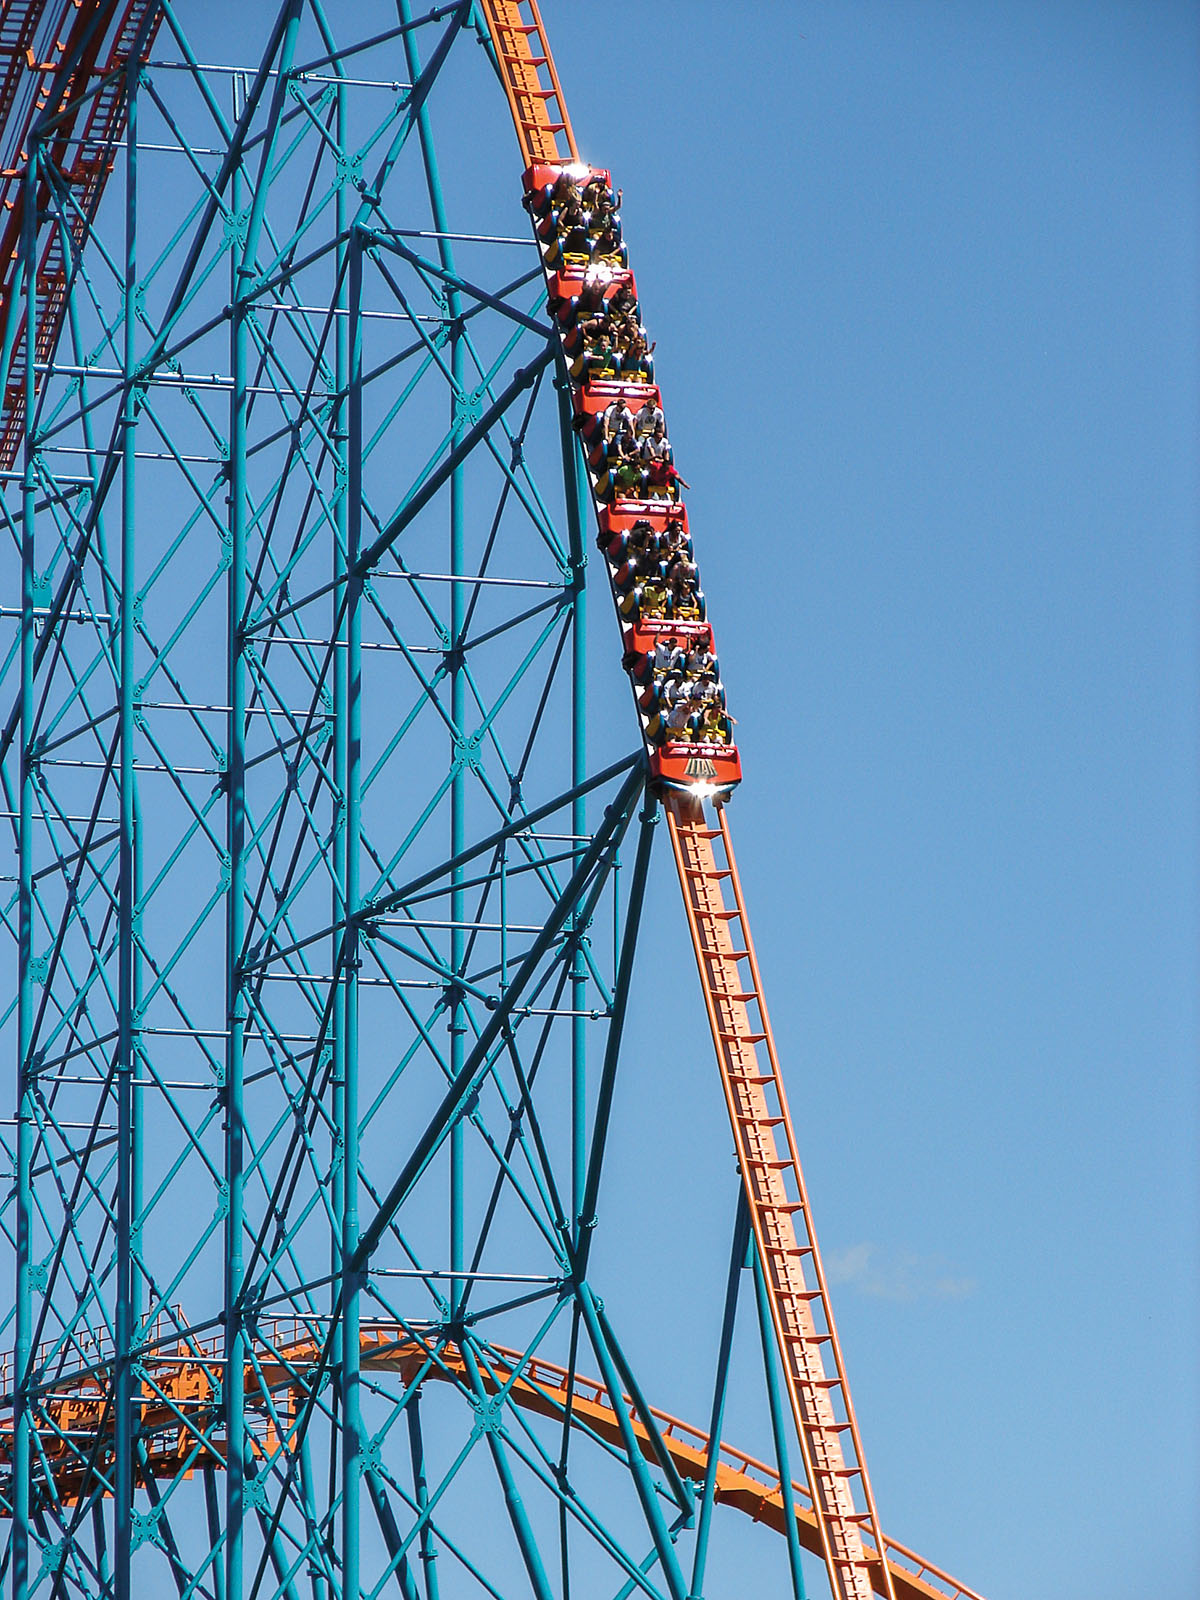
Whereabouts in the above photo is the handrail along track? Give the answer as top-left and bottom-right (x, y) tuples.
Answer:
(0, 1316), (982, 1600)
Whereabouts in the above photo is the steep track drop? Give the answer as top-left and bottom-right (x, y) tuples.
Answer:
(480, 3), (908, 1600)
(477, 3), (928, 1597)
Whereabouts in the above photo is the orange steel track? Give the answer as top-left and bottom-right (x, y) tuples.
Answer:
(666, 799), (900, 1600)
(479, 0), (576, 166)
(0, 1321), (982, 1600)
(0, 0), (164, 470)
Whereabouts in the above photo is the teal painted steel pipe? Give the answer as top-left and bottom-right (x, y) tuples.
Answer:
(407, 1394), (442, 1600)
(114, 56), (141, 1600)
(11, 135), (39, 1600)
(575, 801), (657, 1273)
(557, 374), (590, 1231)
(343, 216), (367, 1600)
(462, 1341), (557, 1600)
(689, 1195), (751, 1598)
(753, 1249), (810, 1600)
(224, 123), (250, 1600)
(576, 1285), (691, 1600)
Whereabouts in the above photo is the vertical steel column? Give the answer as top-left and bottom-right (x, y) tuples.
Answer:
(11, 136), (39, 1600)
(343, 225), (366, 1600)
(331, 56), (357, 1600)
(224, 70), (250, 1600)
(557, 378), (589, 1226)
(753, 1250), (810, 1600)
(397, 0), (470, 1322)
(227, 23), (305, 1588)
(407, 1395), (440, 1600)
(690, 1195), (751, 1599)
(448, 301), (466, 1324)
(114, 60), (141, 1600)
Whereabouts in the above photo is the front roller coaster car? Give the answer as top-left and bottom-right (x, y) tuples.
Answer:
(650, 740), (743, 800)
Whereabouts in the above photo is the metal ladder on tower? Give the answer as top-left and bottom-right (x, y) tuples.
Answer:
(666, 795), (898, 1600)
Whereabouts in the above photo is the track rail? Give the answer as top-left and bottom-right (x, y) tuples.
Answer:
(667, 800), (897, 1599)
(478, 0), (576, 166)
(0, 1322), (982, 1600)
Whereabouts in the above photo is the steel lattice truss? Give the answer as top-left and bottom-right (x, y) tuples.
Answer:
(0, 3), (676, 1594)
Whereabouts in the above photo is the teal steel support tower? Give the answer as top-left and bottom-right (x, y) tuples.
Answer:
(0, 4), (689, 1594)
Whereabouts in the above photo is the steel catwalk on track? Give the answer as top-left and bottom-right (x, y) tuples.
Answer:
(0, 2), (985, 1597)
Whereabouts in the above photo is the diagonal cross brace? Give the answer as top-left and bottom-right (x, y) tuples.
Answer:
(354, 333), (555, 576)
(351, 762), (645, 1272)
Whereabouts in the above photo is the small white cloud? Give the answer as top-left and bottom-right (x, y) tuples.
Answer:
(824, 1242), (977, 1302)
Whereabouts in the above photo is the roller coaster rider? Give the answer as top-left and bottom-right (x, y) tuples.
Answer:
(608, 327), (648, 383)
(609, 280), (638, 322)
(653, 635), (685, 677)
(609, 445), (643, 500)
(569, 270), (608, 321)
(667, 550), (700, 602)
(685, 639), (715, 678)
(645, 452), (687, 499)
(664, 696), (694, 740)
(697, 703), (734, 745)
(634, 395), (664, 439)
(581, 173), (621, 218)
(641, 418), (672, 464)
(601, 397), (634, 442)
(549, 169), (579, 209)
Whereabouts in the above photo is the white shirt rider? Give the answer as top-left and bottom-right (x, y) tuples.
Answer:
(634, 398), (665, 438)
(603, 399), (635, 440)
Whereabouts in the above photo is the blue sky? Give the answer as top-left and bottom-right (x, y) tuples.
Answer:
(65, 1), (1194, 1593)
(541, 3), (1198, 1596)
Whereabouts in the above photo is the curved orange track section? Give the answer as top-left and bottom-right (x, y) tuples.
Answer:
(0, 1322), (981, 1600)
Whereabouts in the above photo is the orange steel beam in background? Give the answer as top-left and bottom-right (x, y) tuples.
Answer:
(0, 1322), (984, 1600)
(0, 0), (164, 470)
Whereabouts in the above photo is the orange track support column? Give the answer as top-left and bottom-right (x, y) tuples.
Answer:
(666, 795), (899, 1600)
